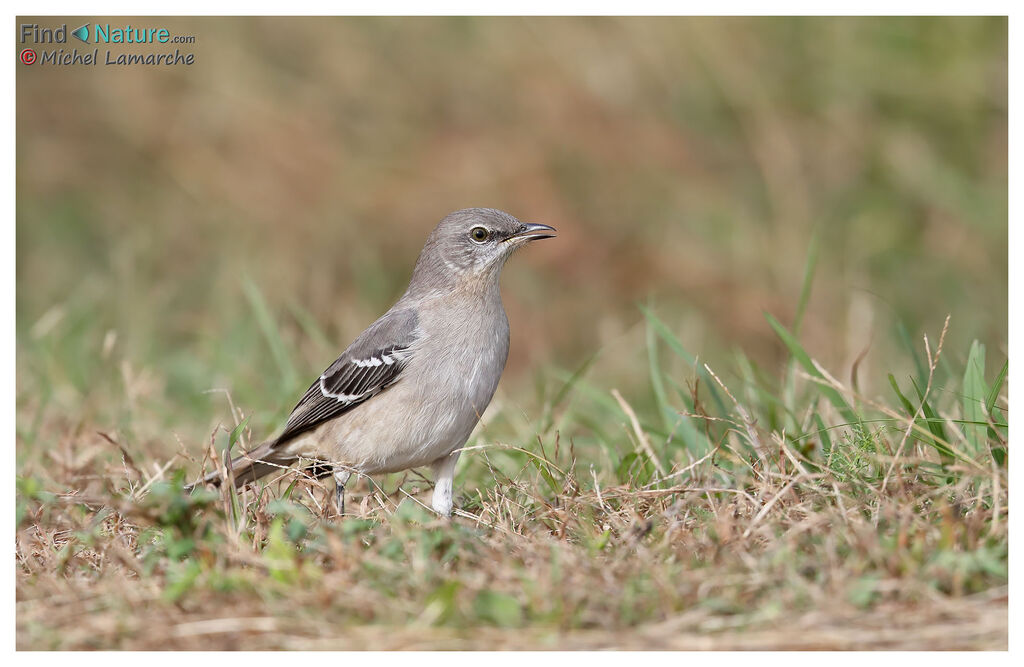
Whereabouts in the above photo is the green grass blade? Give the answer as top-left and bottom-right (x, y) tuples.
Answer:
(985, 359), (1007, 416)
(985, 358), (1008, 465)
(890, 373), (953, 464)
(224, 416), (250, 455)
(664, 375), (695, 412)
(888, 374), (917, 417)
(646, 315), (673, 433)
(287, 299), (333, 353)
(540, 351), (599, 434)
(909, 377), (954, 461)
(792, 226), (820, 338)
(638, 304), (727, 415)
(550, 353), (598, 414)
(896, 320), (928, 386)
(242, 277), (299, 395)
(812, 412), (832, 458)
(765, 312), (860, 427)
(961, 341), (988, 456)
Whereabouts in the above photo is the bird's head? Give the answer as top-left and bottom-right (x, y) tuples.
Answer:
(409, 208), (555, 292)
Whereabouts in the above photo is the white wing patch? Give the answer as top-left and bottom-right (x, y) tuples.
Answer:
(351, 354), (388, 368)
(318, 376), (368, 404)
(350, 348), (412, 368)
(318, 348), (412, 404)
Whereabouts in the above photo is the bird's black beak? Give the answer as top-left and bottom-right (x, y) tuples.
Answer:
(505, 222), (557, 243)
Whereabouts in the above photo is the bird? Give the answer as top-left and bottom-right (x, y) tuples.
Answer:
(188, 208), (555, 518)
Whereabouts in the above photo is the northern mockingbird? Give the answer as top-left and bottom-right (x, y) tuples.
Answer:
(189, 208), (555, 517)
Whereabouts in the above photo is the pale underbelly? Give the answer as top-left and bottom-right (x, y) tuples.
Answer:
(282, 379), (488, 474)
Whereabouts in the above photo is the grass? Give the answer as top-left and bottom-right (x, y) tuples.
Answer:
(15, 297), (1007, 649)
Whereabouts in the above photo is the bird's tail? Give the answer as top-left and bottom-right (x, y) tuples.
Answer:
(185, 440), (294, 492)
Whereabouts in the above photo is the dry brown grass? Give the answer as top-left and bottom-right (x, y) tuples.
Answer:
(17, 364), (1008, 649)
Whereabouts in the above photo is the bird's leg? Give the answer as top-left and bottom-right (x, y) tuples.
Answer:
(333, 469), (351, 517)
(430, 450), (462, 518)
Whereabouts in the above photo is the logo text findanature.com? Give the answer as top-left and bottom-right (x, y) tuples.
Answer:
(20, 23), (196, 45)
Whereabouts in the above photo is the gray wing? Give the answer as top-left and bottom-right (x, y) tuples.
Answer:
(273, 308), (419, 445)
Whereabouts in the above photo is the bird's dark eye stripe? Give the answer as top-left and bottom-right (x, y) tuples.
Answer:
(470, 227), (489, 242)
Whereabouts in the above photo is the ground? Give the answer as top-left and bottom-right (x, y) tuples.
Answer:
(16, 314), (1007, 650)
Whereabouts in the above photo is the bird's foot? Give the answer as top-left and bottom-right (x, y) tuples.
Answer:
(333, 469), (351, 518)
(334, 484), (345, 516)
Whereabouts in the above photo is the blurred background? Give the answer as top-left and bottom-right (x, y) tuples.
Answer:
(16, 17), (1007, 458)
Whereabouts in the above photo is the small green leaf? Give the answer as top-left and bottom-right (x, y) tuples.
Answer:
(224, 416), (250, 455)
(473, 590), (523, 627)
(529, 456), (560, 496)
(166, 537), (196, 560)
(266, 498), (312, 518)
(264, 518), (298, 584)
(424, 581), (460, 625)
(615, 451), (654, 485)
(847, 576), (880, 608)
(162, 561), (202, 602)
(341, 518), (377, 537)
(393, 499), (434, 525)
(286, 519), (307, 543)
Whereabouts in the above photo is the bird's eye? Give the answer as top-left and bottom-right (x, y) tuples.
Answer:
(470, 227), (490, 243)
